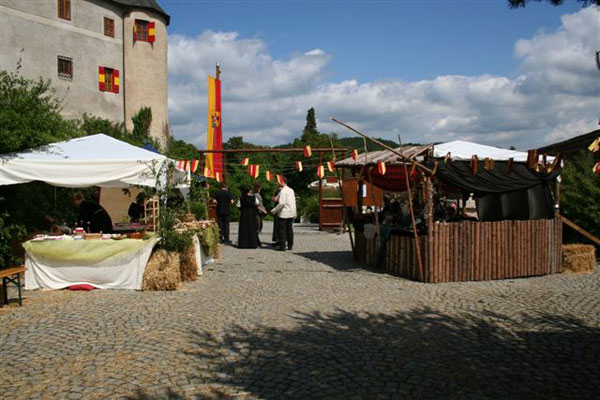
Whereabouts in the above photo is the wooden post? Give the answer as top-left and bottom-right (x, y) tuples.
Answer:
(318, 152), (323, 231)
(404, 163), (424, 281)
(425, 175), (434, 283)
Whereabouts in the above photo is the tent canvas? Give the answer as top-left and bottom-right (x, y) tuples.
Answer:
(0, 134), (186, 188)
(433, 140), (554, 162)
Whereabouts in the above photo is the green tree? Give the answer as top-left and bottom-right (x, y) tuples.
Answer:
(561, 151), (600, 240)
(131, 106), (152, 140)
(508, 0), (599, 8)
(301, 107), (318, 143)
(0, 69), (80, 154)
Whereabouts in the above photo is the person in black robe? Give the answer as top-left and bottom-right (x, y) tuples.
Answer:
(128, 192), (146, 222)
(237, 187), (261, 249)
(72, 191), (113, 233)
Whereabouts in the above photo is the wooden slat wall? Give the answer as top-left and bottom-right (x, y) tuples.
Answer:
(361, 218), (562, 283)
(427, 218), (562, 283)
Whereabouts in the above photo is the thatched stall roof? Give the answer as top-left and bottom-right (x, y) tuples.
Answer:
(335, 144), (432, 167)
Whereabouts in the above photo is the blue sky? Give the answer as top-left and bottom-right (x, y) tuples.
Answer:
(164, 0), (581, 81)
(163, 2), (599, 149)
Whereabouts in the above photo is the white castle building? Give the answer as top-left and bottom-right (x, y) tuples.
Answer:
(0, 0), (170, 145)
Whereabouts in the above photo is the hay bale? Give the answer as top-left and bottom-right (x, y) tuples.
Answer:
(562, 244), (596, 273)
(179, 243), (198, 282)
(142, 250), (181, 290)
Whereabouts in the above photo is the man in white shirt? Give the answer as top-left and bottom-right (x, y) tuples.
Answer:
(270, 176), (297, 251)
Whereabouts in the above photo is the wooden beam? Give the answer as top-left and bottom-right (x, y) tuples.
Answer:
(198, 148), (347, 153)
(561, 216), (600, 246)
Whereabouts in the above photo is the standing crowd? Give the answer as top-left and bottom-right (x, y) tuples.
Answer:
(213, 177), (297, 251)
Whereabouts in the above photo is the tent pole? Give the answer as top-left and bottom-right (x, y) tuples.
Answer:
(404, 163), (424, 281)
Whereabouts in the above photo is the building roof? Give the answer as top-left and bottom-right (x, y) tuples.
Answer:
(111, 0), (170, 25)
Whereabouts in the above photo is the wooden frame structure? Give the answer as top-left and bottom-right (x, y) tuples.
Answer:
(333, 120), (563, 283)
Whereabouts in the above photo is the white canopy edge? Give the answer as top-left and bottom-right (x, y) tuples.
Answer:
(433, 140), (554, 162)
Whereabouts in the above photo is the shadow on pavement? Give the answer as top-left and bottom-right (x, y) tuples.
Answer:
(183, 308), (599, 399)
(295, 250), (366, 272)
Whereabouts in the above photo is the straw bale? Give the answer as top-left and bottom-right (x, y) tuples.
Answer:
(142, 250), (181, 291)
(561, 244), (596, 273)
(180, 243), (198, 282)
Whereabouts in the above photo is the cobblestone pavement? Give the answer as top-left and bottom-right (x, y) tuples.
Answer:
(1, 222), (599, 399)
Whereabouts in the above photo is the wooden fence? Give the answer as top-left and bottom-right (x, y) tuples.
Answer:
(360, 218), (562, 283)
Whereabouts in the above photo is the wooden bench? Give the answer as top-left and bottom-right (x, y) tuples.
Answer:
(0, 266), (26, 306)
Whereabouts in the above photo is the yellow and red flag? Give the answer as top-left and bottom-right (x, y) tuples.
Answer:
(277, 174), (284, 185)
(176, 160), (184, 171)
(593, 161), (600, 174)
(203, 167), (211, 177)
(352, 149), (359, 161)
(377, 161), (386, 175)
(215, 172), (222, 182)
(206, 76), (223, 178)
(266, 171), (273, 181)
(190, 160), (199, 173)
(326, 161), (334, 172)
(295, 161), (303, 172)
(316, 165), (325, 179)
(303, 145), (312, 158)
(588, 137), (600, 152)
(240, 158), (249, 166)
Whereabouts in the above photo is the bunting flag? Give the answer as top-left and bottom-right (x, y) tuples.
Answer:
(190, 160), (199, 173)
(377, 161), (386, 175)
(206, 75), (223, 178)
(176, 160), (184, 171)
(326, 161), (334, 172)
(266, 171), (273, 181)
(588, 137), (600, 152)
(316, 164), (325, 178)
(248, 165), (254, 177)
(277, 174), (284, 185)
(410, 162), (417, 176)
(470, 155), (479, 175)
(507, 158), (514, 174)
(593, 161), (600, 174)
(303, 145), (312, 158)
(203, 167), (211, 177)
(248, 165), (260, 178)
(240, 158), (249, 166)
(444, 152), (451, 164)
(527, 150), (538, 169)
(352, 149), (359, 161)
(550, 153), (562, 172)
(215, 172), (222, 182)
(254, 165), (260, 178)
(295, 161), (303, 172)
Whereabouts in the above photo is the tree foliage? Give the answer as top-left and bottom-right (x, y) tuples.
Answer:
(508, 0), (599, 8)
(0, 69), (80, 154)
(561, 151), (600, 240)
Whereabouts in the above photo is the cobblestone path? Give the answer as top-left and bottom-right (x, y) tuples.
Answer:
(1, 223), (599, 399)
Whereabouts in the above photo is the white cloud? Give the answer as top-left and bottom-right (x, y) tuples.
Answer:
(168, 7), (600, 150)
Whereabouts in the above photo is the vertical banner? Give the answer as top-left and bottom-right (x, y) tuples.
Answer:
(206, 76), (223, 178)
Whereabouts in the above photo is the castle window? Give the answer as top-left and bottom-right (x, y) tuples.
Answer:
(57, 56), (72, 80)
(98, 66), (119, 93)
(104, 17), (114, 38)
(58, 0), (71, 20)
(134, 19), (155, 43)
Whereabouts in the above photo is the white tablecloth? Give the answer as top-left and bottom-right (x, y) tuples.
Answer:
(24, 237), (159, 290)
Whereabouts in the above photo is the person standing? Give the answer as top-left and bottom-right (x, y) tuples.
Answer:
(213, 183), (234, 244)
(271, 188), (282, 245)
(72, 191), (113, 233)
(271, 177), (296, 251)
(237, 187), (261, 248)
(254, 183), (267, 234)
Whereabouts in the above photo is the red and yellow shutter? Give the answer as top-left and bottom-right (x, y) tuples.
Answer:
(113, 69), (120, 93)
(98, 66), (105, 91)
(133, 21), (137, 42)
(148, 21), (156, 43)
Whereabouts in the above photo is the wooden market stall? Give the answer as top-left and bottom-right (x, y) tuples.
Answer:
(335, 141), (563, 283)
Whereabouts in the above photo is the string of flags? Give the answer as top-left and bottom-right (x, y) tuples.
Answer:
(589, 137), (599, 174)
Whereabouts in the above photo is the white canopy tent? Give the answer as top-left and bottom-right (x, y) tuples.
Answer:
(433, 140), (554, 162)
(0, 134), (187, 188)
